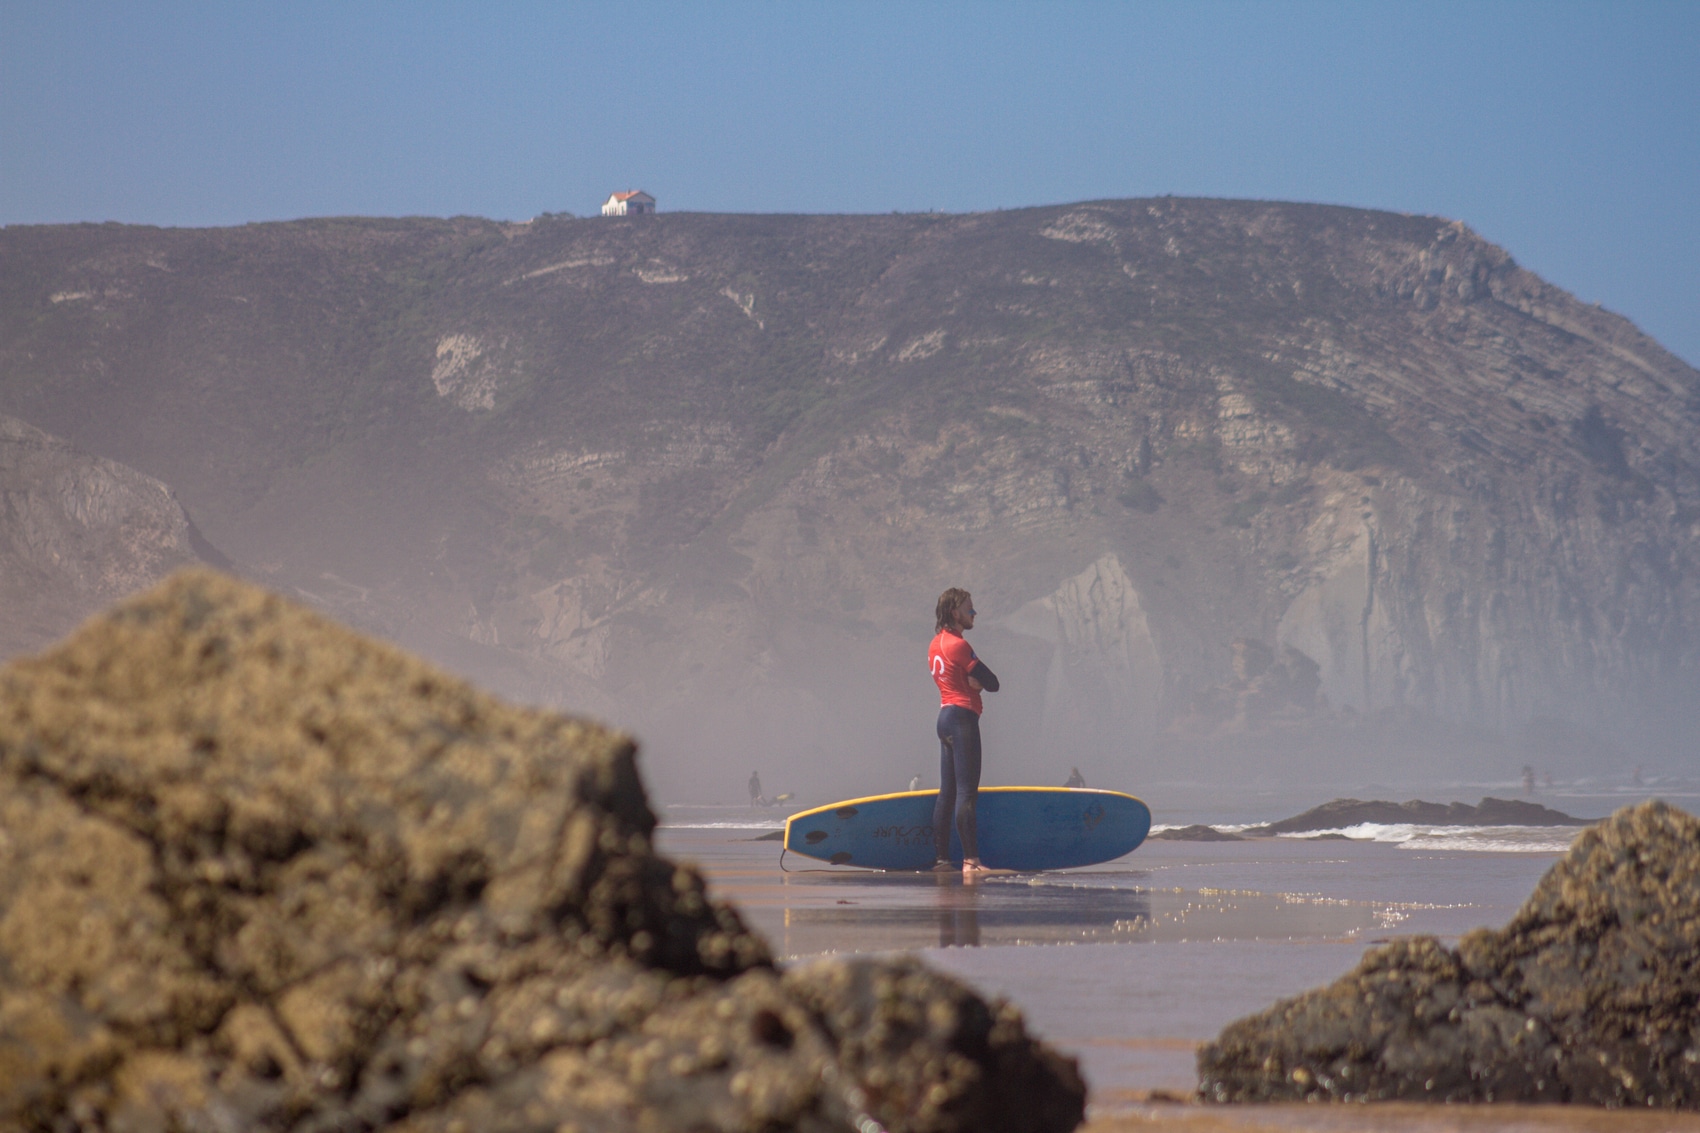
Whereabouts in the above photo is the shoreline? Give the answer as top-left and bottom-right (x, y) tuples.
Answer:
(663, 825), (1574, 1118)
(663, 807), (1700, 1126)
(1082, 1100), (1700, 1131)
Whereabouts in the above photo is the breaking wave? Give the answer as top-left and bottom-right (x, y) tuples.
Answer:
(1276, 822), (1579, 853)
(659, 805), (791, 831)
(1148, 821), (1577, 851)
(662, 820), (786, 830)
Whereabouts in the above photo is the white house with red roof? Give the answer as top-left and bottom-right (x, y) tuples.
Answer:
(600, 190), (656, 216)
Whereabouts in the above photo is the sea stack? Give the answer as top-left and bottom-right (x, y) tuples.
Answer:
(0, 568), (1085, 1133)
(1198, 800), (1700, 1107)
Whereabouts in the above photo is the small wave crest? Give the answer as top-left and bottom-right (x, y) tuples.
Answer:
(1277, 822), (1577, 852)
(661, 820), (786, 831)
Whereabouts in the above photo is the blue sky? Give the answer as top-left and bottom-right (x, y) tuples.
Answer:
(3, 1), (1695, 364)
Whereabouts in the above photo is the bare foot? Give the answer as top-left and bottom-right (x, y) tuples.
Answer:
(962, 858), (990, 877)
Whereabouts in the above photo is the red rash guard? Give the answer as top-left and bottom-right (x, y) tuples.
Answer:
(929, 630), (984, 715)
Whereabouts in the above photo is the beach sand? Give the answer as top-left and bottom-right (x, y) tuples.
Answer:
(659, 809), (1699, 1132)
(1086, 1101), (1700, 1131)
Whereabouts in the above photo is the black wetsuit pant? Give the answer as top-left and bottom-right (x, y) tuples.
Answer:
(933, 705), (982, 861)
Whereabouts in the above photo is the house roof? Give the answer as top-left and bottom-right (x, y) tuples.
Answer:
(610, 190), (653, 201)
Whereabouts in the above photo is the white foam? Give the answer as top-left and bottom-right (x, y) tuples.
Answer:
(1276, 822), (1578, 853)
(661, 820), (785, 831)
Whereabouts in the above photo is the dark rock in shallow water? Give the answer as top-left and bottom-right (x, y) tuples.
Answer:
(1197, 800), (1700, 1108)
(1244, 795), (1590, 836)
(0, 569), (1085, 1133)
(1148, 824), (1244, 842)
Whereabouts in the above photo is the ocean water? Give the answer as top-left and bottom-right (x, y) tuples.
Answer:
(656, 784), (1700, 1129)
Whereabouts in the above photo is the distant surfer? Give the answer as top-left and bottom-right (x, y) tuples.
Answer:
(928, 588), (1000, 876)
(1065, 767), (1086, 788)
(909, 774), (922, 792)
(749, 770), (763, 808)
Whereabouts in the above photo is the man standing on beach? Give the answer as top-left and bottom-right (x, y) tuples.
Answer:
(928, 588), (1000, 876)
(748, 770), (763, 808)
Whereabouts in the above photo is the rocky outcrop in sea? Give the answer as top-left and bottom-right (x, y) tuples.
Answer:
(0, 569), (1085, 1133)
(1242, 796), (1589, 836)
(1147, 825), (1244, 842)
(1197, 800), (1700, 1108)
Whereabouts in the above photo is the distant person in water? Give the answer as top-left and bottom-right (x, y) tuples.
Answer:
(928, 587), (1000, 876)
(909, 774), (922, 792)
(748, 770), (763, 808)
(1065, 767), (1086, 788)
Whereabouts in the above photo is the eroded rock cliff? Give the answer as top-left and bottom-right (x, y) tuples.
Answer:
(0, 414), (216, 658)
(1, 202), (1694, 793)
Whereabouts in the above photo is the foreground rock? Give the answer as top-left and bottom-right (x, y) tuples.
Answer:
(1243, 796), (1589, 836)
(1198, 801), (1700, 1108)
(0, 569), (1085, 1132)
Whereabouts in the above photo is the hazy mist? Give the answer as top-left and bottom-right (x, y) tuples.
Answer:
(1, 203), (1695, 811)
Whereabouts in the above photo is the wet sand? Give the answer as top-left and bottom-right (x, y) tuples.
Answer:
(1086, 1101), (1700, 1132)
(658, 816), (1698, 1131)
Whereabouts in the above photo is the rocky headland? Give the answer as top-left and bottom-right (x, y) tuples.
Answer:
(2, 201), (1696, 796)
(1197, 800), (1700, 1108)
(0, 569), (1085, 1133)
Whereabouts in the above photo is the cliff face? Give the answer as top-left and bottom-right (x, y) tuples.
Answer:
(0, 414), (214, 658)
(0, 201), (1695, 795)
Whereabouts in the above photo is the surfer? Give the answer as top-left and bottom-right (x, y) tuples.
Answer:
(928, 588), (1000, 876)
(1065, 767), (1086, 788)
(749, 770), (763, 808)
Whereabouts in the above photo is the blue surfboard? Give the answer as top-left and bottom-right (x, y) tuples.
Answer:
(783, 787), (1151, 871)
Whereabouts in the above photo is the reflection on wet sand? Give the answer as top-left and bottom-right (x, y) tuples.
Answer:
(937, 871), (979, 947)
(739, 867), (1391, 959)
(774, 870), (1155, 955)
(659, 827), (1690, 1130)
